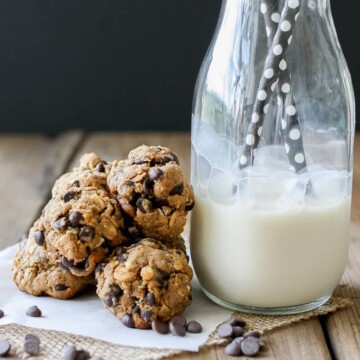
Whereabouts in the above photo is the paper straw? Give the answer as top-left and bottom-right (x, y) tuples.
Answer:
(239, 0), (302, 170)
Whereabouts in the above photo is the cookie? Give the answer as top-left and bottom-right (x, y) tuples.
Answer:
(52, 153), (110, 197)
(107, 145), (195, 240)
(13, 224), (93, 299)
(38, 188), (128, 277)
(96, 238), (193, 329)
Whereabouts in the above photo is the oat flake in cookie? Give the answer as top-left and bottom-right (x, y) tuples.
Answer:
(38, 188), (128, 277)
(107, 145), (195, 240)
(95, 238), (193, 329)
(12, 225), (93, 299)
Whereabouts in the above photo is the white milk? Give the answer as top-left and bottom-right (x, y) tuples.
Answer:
(191, 195), (350, 308)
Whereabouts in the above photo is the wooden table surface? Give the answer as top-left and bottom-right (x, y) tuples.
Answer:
(0, 131), (359, 360)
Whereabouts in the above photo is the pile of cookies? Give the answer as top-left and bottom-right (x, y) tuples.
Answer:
(12, 145), (195, 329)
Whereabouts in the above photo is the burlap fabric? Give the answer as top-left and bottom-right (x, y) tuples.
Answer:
(0, 296), (350, 360)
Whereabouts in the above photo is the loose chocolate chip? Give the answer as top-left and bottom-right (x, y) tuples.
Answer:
(79, 226), (95, 241)
(109, 285), (122, 297)
(145, 292), (155, 305)
(136, 198), (153, 213)
(186, 320), (202, 334)
(54, 284), (69, 291)
(185, 203), (195, 211)
(34, 231), (45, 246)
(73, 181), (80, 188)
(121, 314), (135, 328)
(234, 336), (244, 345)
(64, 190), (77, 203)
(240, 336), (260, 356)
(24, 339), (40, 356)
(225, 340), (242, 357)
(151, 320), (169, 335)
(132, 305), (140, 315)
(217, 323), (233, 338)
(170, 315), (186, 328)
(24, 334), (40, 346)
(26, 306), (42, 318)
(169, 322), (186, 337)
(141, 310), (153, 323)
(244, 330), (261, 338)
(226, 316), (247, 328)
(76, 350), (91, 360)
(0, 310), (4, 319)
(169, 183), (184, 195)
(0, 340), (11, 357)
(232, 326), (245, 338)
(63, 344), (77, 360)
(143, 178), (154, 196)
(95, 162), (105, 173)
(53, 217), (68, 231)
(69, 212), (83, 227)
(148, 167), (163, 181)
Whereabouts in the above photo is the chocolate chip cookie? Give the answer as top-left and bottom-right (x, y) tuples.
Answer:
(96, 238), (193, 329)
(107, 145), (195, 240)
(38, 188), (129, 277)
(52, 153), (110, 197)
(13, 223), (93, 299)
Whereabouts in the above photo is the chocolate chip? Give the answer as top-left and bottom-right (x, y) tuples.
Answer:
(169, 183), (184, 195)
(226, 316), (247, 328)
(141, 310), (153, 323)
(244, 330), (261, 338)
(185, 203), (195, 211)
(102, 295), (115, 307)
(54, 284), (68, 291)
(117, 253), (127, 263)
(34, 231), (45, 246)
(73, 181), (80, 187)
(79, 226), (95, 241)
(109, 285), (122, 297)
(149, 167), (163, 181)
(151, 320), (169, 335)
(145, 292), (155, 305)
(76, 349), (91, 360)
(136, 198), (153, 213)
(240, 336), (260, 356)
(64, 190), (77, 203)
(0, 310), (4, 319)
(69, 212), (83, 227)
(225, 340), (242, 357)
(63, 344), (77, 360)
(162, 152), (179, 165)
(170, 315), (186, 328)
(95, 162), (105, 173)
(0, 340), (11, 357)
(24, 339), (40, 356)
(134, 159), (146, 165)
(26, 306), (42, 317)
(217, 323), (233, 338)
(24, 334), (40, 346)
(143, 178), (154, 196)
(95, 263), (104, 275)
(232, 326), (245, 338)
(152, 198), (169, 208)
(186, 320), (202, 334)
(169, 322), (186, 337)
(58, 262), (70, 272)
(61, 257), (87, 271)
(121, 314), (135, 328)
(156, 268), (170, 281)
(132, 305), (140, 315)
(53, 217), (68, 231)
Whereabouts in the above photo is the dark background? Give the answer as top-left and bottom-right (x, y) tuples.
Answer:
(0, 0), (358, 133)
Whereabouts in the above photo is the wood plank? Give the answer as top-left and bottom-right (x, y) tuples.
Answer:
(70, 132), (332, 360)
(0, 131), (83, 250)
(325, 134), (360, 360)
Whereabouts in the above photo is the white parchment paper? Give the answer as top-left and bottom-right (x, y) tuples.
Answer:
(0, 245), (231, 351)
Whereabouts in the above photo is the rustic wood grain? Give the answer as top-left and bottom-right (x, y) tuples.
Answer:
(0, 131), (83, 250)
(72, 132), (333, 360)
(324, 134), (360, 360)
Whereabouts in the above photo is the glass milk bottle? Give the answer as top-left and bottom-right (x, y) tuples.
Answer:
(190, 0), (355, 314)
